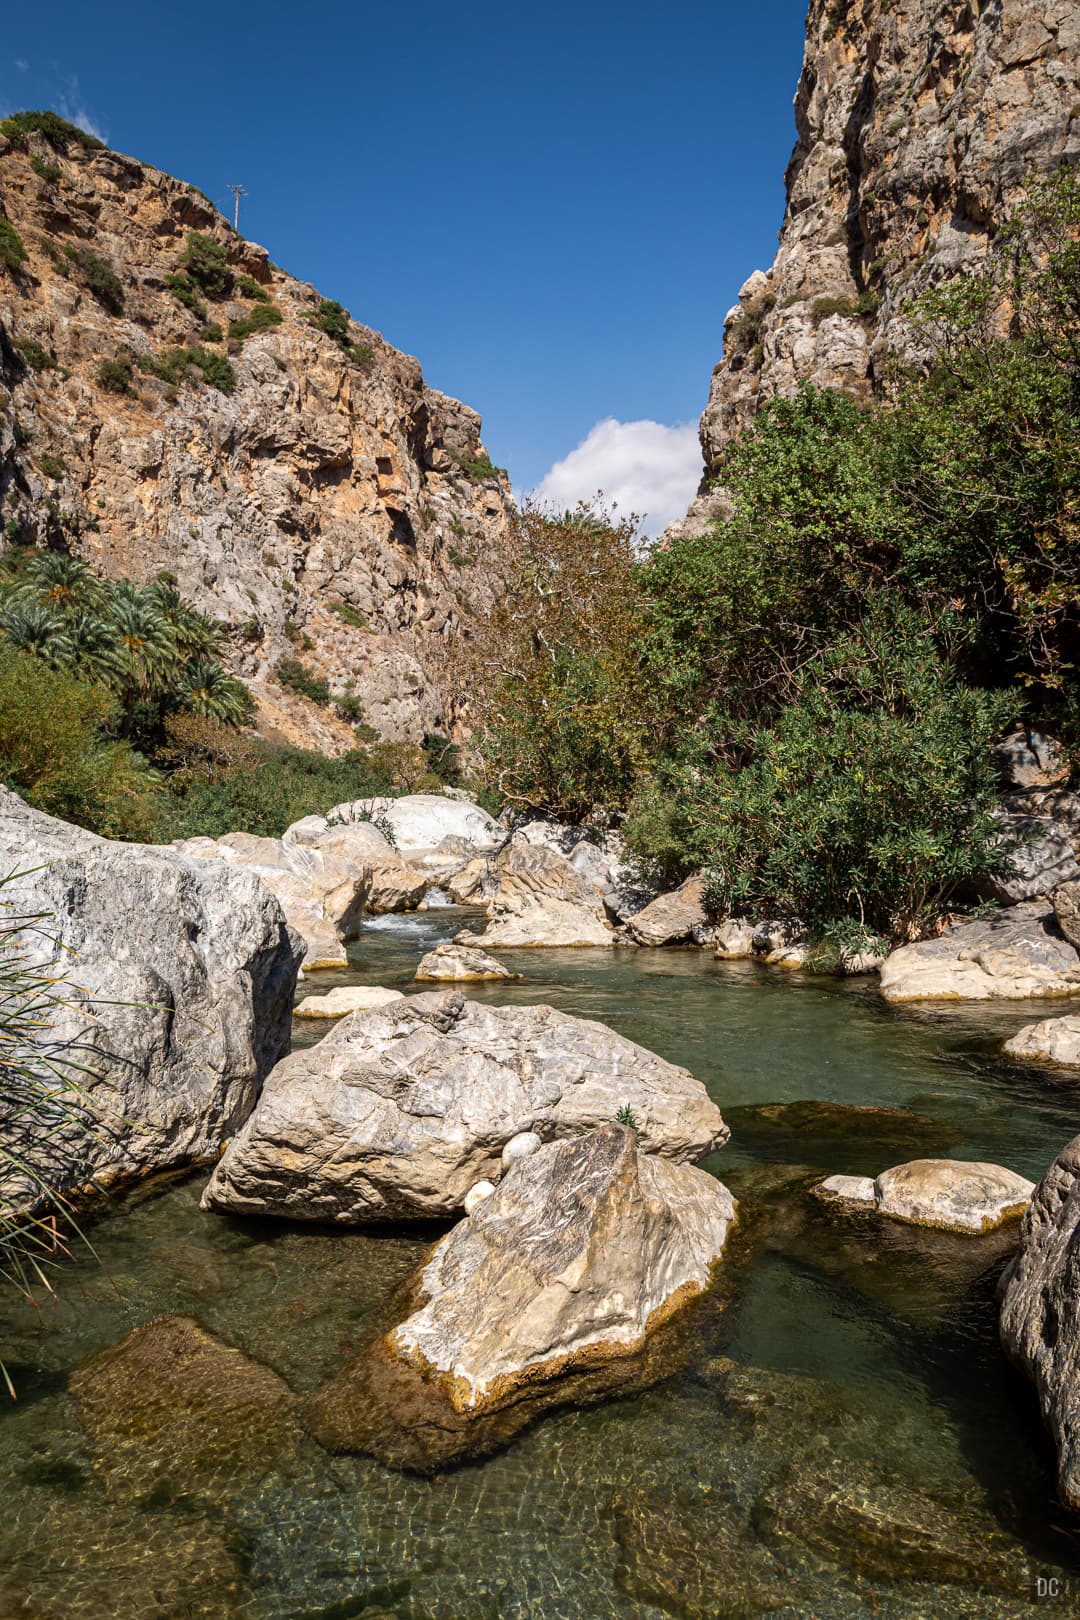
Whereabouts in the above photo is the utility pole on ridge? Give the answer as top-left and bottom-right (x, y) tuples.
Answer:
(227, 184), (247, 234)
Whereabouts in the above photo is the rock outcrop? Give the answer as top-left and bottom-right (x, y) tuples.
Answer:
(202, 991), (728, 1222)
(673, 0), (1079, 533)
(293, 985), (404, 1019)
(414, 942), (519, 982)
(976, 812), (1080, 904)
(0, 786), (302, 1208)
(0, 128), (513, 742)
(627, 875), (714, 947)
(815, 1157), (1035, 1232)
(999, 1133), (1080, 1511)
(879, 900), (1080, 1001)
(1055, 880), (1080, 949)
(456, 837), (614, 948)
(1004, 1013), (1080, 1068)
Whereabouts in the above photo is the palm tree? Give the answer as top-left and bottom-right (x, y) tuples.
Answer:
(146, 581), (223, 660)
(107, 590), (178, 702)
(12, 553), (106, 618)
(0, 601), (70, 666)
(177, 659), (254, 727)
(63, 610), (124, 686)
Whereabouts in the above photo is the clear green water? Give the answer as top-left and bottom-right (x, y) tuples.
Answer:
(3, 908), (1080, 1618)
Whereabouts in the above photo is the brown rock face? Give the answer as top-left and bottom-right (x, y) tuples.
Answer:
(675, 0), (1079, 531)
(0, 132), (512, 741)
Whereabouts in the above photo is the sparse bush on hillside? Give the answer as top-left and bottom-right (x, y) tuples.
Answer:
(456, 451), (504, 483)
(176, 232), (233, 299)
(139, 346), (236, 393)
(235, 274), (270, 303)
(165, 272), (207, 317)
(37, 453), (66, 481)
(0, 218), (26, 272)
(228, 303), (282, 342)
(16, 339), (55, 372)
(811, 289), (880, 320)
(63, 244), (124, 315)
(275, 656), (330, 706)
(95, 356), (135, 395)
(0, 110), (105, 153)
(29, 154), (61, 185)
(302, 299), (373, 366)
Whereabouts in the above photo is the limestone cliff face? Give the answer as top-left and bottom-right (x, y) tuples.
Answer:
(677, 0), (1079, 534)
(0, 130), (512, 746)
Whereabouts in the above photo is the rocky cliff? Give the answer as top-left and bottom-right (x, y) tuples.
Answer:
(676, 0), (1079, 534)
(0, 124), (512, 746)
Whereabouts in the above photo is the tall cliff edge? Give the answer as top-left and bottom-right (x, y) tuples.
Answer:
(0, 126), (513, 746)
(675, 0), (1078, 537)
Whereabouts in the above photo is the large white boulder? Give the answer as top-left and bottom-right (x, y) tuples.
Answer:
(316, 794), (506, 854)
(0, 787), (303, 1210)
(293, 985), (405, 1019)
(1003, 1014), (1080, 1068)
(456, 837), (614, 948)
(202, 991), (728, 1222)
(879, 902), (1080, 1002)
(414, 942), (519, 982)
(999, 1134), (1080, 1512)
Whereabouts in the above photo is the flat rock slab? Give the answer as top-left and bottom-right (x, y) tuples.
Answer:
(414, 943), (519, 982)
(879, 901), (1080, 1001)
(203, 992), (729, 1222)
(304, 1126), (736, 1468)
(815, 1158), (1035, 1233)
(293, 985), (405, 1018)
(999, 1133), (1080, 1512)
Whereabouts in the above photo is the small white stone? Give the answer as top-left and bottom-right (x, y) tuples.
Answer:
(501, 1131), (542, 1170)
(464, 1180), (497, 1214)
(814, 1174), (877, 1207)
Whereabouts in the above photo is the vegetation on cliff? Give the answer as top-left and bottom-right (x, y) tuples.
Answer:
(468, 169), (1079, 942)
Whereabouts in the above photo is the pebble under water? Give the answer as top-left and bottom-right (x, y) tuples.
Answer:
(3, 908), (1080, 1618)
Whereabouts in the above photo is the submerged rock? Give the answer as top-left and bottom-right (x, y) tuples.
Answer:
(69, 1314), (301, 1499)
(304, 1126), (736, 1467)
(203, 992), (728, 1222)
(1004, 1013), (1080, 1069)
(0, 787), (302, 1209)
(879, 901), (1080, 1002)
(414, 942), (519, 982)
(725, 1100), (959, 1174)
(815, 1158), (1034, 1233)
(999, 1133), (1080, 1513)
(293, 985), (405, 1019)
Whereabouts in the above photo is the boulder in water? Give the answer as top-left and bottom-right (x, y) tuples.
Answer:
(202, 991), (728, 1222)
(879, 902), (1080, 1002)
(293, 985), (405, 1018)
(815, 1158), (1034, 1233)
(414, 942), (519, 982)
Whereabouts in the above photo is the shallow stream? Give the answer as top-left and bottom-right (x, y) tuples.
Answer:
(3, 909), (1080, 1618)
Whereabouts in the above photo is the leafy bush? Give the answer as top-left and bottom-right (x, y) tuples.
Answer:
(0, 110), (105, 152)
(196, 320), (223, 343)
(165, 271), (206, 317)
(811, 290), (879, 320)
(228, 303), (282, 341)
(328, 599), (368, 631)
(275, 656), (330, 706)
(37, 453), (66, 480)
(456, 452), (504, 482)
(0, 217), (26, 272)
(0, 642), (155, 838)
(16, 339), (55, 372)
(176, 232), (233, 299)
(235, 274), (270, 302)
(95, 356), (135, 395)
(422, 730), (463, 786)
(301, 299), (373, 366)
(139, 346), (236, 393)
(29, 154), (61, 184)
(63, 244), (124, 314)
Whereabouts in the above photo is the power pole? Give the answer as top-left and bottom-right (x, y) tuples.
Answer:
(227, 184), (247, 234)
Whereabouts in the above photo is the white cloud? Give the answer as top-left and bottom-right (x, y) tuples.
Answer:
(530, 418), (702, 539)
(57, 76), (106, 143)
(15, 58), (29, 73)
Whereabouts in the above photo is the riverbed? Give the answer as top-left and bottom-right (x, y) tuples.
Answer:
(2, 908), (1079, 1618)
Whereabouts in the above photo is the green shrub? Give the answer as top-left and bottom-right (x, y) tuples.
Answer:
(63, 244), (124, 314)
(37, 453), (66, 480)
(228, 303), (282, 341)
(29, 154), (61, 185)
(165, 272), (206, 317)
(139, 346), (236, 393)
(334, 688), (365, 722)
(422, 730), (463, 786)
(16, 339), (55, 372)
(0, 642), (155, 838)
(176, 232), (233, 299)
(0, 217), (26, 272)
(235, 274), (270, 302)
(275, 656), (330, 706)
(456, 452), (504, 482)
(197, 320), (223, 343)
(0, 111), (105, 152)
(95, 356), (135, 395)
(328, 599), (368, 631)
(301, 298), (373, 366)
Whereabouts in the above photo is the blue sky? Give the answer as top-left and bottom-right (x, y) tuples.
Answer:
(2, 1), (808, 531)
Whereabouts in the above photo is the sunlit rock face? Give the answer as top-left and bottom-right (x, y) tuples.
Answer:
(0, 131), (513, 744)
(669, 0), (1079, 539)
